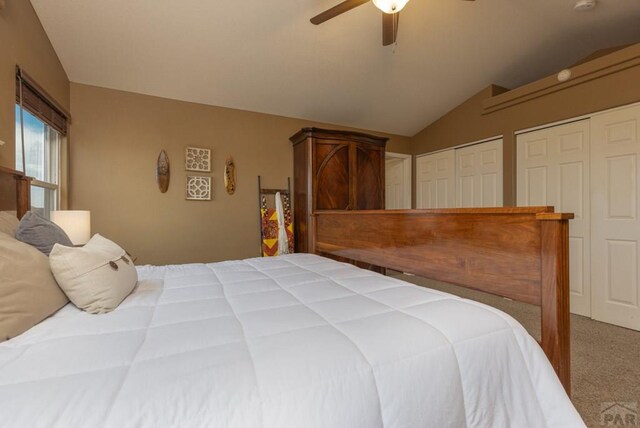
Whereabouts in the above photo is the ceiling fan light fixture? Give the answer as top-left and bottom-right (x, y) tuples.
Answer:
(372, 0), (410, 14)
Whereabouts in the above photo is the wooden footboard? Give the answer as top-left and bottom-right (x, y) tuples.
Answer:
(312, 207), (573, 394)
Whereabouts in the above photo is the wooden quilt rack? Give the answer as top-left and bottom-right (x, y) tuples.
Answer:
(257, 176), (292, 256)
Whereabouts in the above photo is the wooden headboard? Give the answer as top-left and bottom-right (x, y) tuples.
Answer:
(313, 207), (573, 394)
(0, 166), (31, 219)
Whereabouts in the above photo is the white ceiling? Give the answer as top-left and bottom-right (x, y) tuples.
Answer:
(31, 0), (640, 136)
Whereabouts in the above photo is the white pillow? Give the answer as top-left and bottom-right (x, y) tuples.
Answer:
(49, 234), (137, 314)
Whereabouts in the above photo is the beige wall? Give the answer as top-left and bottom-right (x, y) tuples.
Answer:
(0, 0), (69, 169)
(69, 83), (412, 265)
(411, 43), (640, 205)
(12, 1), (638, 264)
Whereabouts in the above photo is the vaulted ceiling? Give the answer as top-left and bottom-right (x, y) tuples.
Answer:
(31, 0), (640, 136)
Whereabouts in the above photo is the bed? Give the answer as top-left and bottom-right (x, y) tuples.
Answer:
(0, 167), (585, 427)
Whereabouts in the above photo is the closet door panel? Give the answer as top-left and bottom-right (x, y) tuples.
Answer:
(455, 139), (503, 208)
(458, 175), (475, 207)
(456, 149), (476, 208)
(591, 104), (640, 331)
(385, 158), (404, 209)
(524, 166), (549, 206)
(517, 120), (590, 316)
(416, 150), (455, 209)
(478, 142), (502, 207)
(481, 173), (499, 207)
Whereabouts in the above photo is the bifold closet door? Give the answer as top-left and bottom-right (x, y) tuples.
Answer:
(516, 120), (591, 317)
(591, 104), (640, 331)
(385, 158), (404, 209)
(455, 139), (503, 207)
(416, 150), (455, 209)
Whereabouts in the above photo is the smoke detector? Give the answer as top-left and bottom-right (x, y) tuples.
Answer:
(557, 69), (572, 82)
(574, 0), (596, 11)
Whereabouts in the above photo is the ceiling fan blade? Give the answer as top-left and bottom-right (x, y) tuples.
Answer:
(310, 0), (370, 25)
(382, 12), (399, 46)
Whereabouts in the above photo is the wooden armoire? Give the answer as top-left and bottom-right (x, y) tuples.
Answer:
(290, 128), (388, 253)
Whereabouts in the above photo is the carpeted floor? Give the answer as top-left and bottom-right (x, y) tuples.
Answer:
(393, 274), (640, 428)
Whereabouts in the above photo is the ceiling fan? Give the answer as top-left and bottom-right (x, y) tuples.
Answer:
(310, 0), (475, 46)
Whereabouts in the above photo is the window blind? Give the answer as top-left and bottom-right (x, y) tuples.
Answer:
(15, 67), (69, 136)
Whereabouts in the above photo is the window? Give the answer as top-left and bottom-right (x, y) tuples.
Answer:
(15, 67), (68, 219)
(15, 104), (61, 219)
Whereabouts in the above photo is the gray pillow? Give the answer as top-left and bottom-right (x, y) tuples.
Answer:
(15, 211), (73, 256)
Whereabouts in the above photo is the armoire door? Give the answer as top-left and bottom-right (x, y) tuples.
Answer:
(516, 120), (591, 317)
(354, 143), (384, 210)
(591, 104), (640, 331)
(416, 150), (455, 209)
(313, 140), (351, 210)
(455, 139), (503, 208)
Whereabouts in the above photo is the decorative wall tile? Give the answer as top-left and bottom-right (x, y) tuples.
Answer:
(186, 176), (212, 200)
(185, 147), (211, 172)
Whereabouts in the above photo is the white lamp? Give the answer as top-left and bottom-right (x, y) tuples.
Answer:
(372, 0), (410, 14)
(51, 210), (91, 245)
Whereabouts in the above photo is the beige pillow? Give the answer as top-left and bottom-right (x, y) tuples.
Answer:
(0, 211), (19, 236)
(49, 234), (138, 314)
(0, 232), (69, 342)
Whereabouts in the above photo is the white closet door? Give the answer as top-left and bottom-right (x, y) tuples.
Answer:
(517, 120), (591, 316)
(455, 139), (503, 207)
(416, 150), (455, 209)
(385, 158), (404, 209)
(591, 104), (640, 331)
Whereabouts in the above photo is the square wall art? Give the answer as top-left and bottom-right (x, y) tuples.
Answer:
(186, 176), (212, 201)
(185, 147), (211, 172)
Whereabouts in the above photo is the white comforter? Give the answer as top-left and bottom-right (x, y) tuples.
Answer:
(0, 254), (584, 428)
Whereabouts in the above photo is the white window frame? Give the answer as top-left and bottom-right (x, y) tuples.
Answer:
(15, 104), (62, 218)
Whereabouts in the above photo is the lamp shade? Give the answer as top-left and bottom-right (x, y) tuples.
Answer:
(51, 211), (91, 245)
(372, 0), (409, 14)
